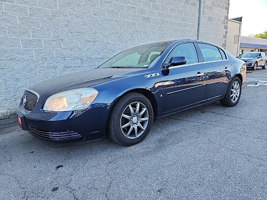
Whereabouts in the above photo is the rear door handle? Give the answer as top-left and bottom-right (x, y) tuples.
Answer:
(197, 72), (204, 76)
(225, 67), (230, 72)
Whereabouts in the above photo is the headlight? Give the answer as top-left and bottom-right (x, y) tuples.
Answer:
(43, 88), (98, 112)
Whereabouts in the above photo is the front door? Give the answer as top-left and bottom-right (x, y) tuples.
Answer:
(196, 43), (230, 99)
(156, 42), (206, 115)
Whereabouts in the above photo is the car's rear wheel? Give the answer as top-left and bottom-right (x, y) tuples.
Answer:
(253, 62), (258, 70)
(109, 93), (153, 146)
(220, 77), (241, 107)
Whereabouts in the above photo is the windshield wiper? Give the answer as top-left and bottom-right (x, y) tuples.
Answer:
(110, 66), (147, 69)
(110, 66), (129, 68)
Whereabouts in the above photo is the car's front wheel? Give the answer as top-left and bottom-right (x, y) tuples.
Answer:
(109, 93), (153, 146)
(220, 77), (242, 107)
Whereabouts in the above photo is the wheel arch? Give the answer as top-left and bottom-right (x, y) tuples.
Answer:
(128, 89), (158, 120)
(234, 73), (243, 84)
(107, 88), (158, 127)
(105, 88), (158, 138)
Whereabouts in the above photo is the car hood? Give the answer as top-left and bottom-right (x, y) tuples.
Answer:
(241, 58), (255, 62)
(30, 68), (144, 96)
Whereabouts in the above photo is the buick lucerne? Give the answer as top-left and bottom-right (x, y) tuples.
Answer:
(17, 40), (246, 146)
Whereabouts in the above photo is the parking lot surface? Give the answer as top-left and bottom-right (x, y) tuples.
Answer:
(0, 70), (266, 200)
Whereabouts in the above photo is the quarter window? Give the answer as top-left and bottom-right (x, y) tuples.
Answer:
(165, 43), (198, 65)
(198, 44), (222, 62)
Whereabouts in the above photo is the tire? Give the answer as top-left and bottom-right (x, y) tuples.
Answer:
(109, 93), (153, 146)
(253, 62), (258, 70)
(220, 77), (242, 107)
(262, 62), (266, 69)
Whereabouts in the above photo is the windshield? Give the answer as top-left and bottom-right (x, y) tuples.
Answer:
(99, 42), (171, 68)
(241, 52), (258, 59)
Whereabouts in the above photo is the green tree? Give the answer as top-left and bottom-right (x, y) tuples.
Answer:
(255, 31), (267, 39)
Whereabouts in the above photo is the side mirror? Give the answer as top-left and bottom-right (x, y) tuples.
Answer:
(163, 56), (187, 69)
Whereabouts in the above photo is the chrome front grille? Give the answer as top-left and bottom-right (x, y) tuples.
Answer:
(23, 90), (38, 111)
(28, 127), (82, 141)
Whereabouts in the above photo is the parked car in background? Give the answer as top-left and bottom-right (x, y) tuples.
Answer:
(17, 40), (246, 146)
(240, 52), (266, 70)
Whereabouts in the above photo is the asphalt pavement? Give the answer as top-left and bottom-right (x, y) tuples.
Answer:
(0, 69), (266, 200)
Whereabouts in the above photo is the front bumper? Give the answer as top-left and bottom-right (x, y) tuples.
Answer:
(17, 105), (109, 142)
(245, 62), (254, 68)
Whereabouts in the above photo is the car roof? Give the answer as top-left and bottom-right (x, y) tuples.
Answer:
(173, 39), (225, 48)
(146, 39), (222, 47)
(136, 39), (226, 53)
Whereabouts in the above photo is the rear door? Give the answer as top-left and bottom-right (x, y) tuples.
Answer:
(196, 43), (230, 100)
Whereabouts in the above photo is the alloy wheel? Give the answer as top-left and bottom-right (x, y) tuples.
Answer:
(230, 81), (240, 103)
(120, 101), (149, 139)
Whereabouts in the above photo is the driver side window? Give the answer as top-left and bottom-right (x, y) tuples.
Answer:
(165, 43), (199, 65)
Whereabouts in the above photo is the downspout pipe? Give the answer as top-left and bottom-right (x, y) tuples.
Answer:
(197, 0), (203, 40)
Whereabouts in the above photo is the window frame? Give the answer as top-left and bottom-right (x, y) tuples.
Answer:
(219, 48), (227, 60)
(160, 42), (229, 70)
(195, 42), (229, 63)
(197, 43), (223, 62)
(161, 42), (200, 69)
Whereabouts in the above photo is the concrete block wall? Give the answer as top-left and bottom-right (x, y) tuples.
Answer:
(0, 0), (229, 119)
(200, 0), (229, 47)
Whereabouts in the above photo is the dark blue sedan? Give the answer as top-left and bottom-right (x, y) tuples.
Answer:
(17, 40), (246, 145)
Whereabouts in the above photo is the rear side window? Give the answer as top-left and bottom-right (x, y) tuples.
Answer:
(198, 43), (222, 62)
(165, 43), (198, 65)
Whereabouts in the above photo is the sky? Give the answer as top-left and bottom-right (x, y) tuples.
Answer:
(229, 0), (267, 36)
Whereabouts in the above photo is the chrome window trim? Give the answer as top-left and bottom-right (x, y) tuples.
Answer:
(219, 48), (228, 60)
(161, 41), (229, 70)
(167, 58), (230, 70)
(198, 43), (224, 61)
(196, 42), (229, 60)
(161, 41), (199, 68)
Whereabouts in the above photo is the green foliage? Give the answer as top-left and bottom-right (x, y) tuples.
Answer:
(255, 31), (267, 39)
